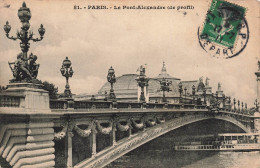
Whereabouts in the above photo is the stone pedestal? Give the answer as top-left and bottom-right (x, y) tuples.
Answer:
(1, 83), (50, 113)
(0, 82), (61, 167)
(137, 86), (149, 103)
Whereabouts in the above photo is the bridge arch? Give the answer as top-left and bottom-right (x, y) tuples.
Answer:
(74, 114), (251, 168)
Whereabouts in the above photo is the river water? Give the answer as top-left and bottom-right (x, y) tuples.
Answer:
(106, 119), (260, 168)
(106, 149), (260, 168)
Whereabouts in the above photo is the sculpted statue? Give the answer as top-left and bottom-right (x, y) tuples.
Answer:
(199, 76), (203, 82)
(8, 52), (40, 83)
(137, 64), (146, 76)
(197, 76), (205, 92)
(29, 53), (40, 78)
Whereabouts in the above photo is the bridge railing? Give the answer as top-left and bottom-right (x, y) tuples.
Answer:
(74, 101), (111, 109)
(0, 96), (251, 116)
(49, 99), (210, 111)
(0, 94), (24, 108)
(49, 99), (68, 109)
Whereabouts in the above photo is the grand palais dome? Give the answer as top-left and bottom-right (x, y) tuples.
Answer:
(74, 62), (209, 103)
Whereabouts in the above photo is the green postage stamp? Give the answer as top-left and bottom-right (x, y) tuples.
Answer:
(200, 0), (246, 49)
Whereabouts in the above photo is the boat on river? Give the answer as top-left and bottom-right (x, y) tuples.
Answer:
(174, 133), (260, 152)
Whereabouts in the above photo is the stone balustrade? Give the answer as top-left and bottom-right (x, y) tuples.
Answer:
(0, 95), (23, 108)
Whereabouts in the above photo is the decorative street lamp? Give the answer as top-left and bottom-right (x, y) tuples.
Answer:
(136, 65), (149, 103)
(228, 96), (231, 111)
(254, 99), (259, 112)
(233, 98), (236, 111)
(4, 2), (45, 59)
(4, 2), (45, 83)
(228, 96), (231, 105)
(178, 82), (183, 104)
(222, 94), (226, 110)
(238, 100), (240, 112)
(192, 85), (196, 104)
(107, 66), (116, 101)
(60, 57), (73, 98)
(184, 87), (187, 104)
(241, 102), (244, 113)
(245, 103), (248, 113)
(202, 88), (206, 105)
(160, 78), (172, 103)
(215, 92), (220, 108)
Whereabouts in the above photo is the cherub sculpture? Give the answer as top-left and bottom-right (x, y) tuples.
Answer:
(8, 52), (40, 82)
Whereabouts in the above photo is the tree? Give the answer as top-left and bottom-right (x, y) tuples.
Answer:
(40, 81), (58, 99)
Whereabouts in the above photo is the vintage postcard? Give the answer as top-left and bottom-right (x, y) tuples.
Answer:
(0, 0), (259, 168)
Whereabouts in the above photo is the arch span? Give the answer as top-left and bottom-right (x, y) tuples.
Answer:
(74, 114), (251, 168)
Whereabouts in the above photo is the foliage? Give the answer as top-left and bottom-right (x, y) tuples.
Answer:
(39, 80), (58, 99)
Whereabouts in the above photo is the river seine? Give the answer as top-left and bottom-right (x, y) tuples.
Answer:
(106, 149), (260, 168)
(106, 119), (260, 168)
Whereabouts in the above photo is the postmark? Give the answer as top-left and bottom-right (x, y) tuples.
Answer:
(198, 0), (249, 59)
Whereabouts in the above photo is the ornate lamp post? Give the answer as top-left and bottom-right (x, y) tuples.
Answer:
(241, 102), (244, 113)
(136, 65), (149, 103)
(178, 82), (183, 104)
(184, 87), (187, 104)
(107, 66), (116, 101)
(233, 98), (236, 111)
(228, 96), (231, 111)
(214, 92), (221, 108)
(238, 100), (240, 112)
(203, 88), (206, 105)
(192, 85), (196, 104)
(211, 93), (215, 106)
(254, 99), (259, 112)
(4, 2), (45, 60)
(4, 2), (45, 83)
(222, 94), (226, 110)
(60, 57), (73, 98)
(160, 78), (172, 103)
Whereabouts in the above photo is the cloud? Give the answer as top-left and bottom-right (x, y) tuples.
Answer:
(42, 75), (105, 95)
(0, 0), (259, 107)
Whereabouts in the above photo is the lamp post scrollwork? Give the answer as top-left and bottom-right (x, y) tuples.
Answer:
(60, 57), (73, 98)
(233, 98), (236, 111)
(184, 87), (187, 104)
(241, 102), (244, 113)
(215, 92), (219, 107)
(136, 65), (149, 103)
(222, 94), (226, 110)
(192, 85), (196, 105)
(254, 99), (259, 112)
(202, 88), (206, 105)
(238, 100), (240, 112)
(160, 78), (172, 103)
(178, 82), (183, 104)
(228, 96), (231, 111)
(4, 2), (45, 83)
(107, 66), (116, 101)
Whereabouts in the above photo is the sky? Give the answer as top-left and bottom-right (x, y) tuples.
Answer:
(0, 0), (259, 106)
